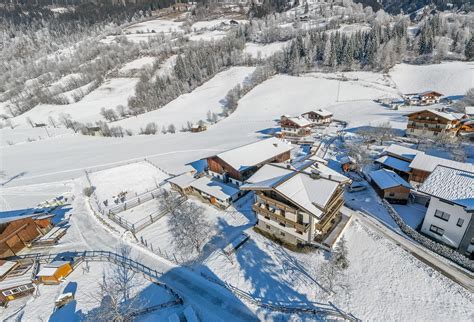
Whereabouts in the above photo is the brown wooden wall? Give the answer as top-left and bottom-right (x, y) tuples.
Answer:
(0, 218), (43, 258)
(410, 169), (431, 183)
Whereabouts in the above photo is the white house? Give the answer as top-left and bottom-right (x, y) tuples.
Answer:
(419, 165), (474, 256)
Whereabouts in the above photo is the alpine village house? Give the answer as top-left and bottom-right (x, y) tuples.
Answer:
(241, 160), (351, 247)
(405, 109), (461, 138)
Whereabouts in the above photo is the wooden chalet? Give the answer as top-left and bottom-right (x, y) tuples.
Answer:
(242, 161), (352, 247)
(369, 169), (412, 204)
(279, 115), (312, 141)
(405, 109), (461, 138)
(206, 137), (293, 186)
(191, 124), (207, 133)
(404, 91), (443, 106)
(0, 212), (53, 259)
(301, 109), (333, 125)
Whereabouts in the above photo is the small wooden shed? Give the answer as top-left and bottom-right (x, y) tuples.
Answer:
(37, 261), (73, 284)
(369, 169), (412, 204)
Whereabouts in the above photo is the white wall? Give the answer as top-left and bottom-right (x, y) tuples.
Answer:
(421, 197), (471, 248)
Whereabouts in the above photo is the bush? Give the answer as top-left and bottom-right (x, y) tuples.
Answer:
(83, 186), (95, 197)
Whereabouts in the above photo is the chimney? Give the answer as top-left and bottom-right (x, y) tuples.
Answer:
(273, 143), (278, 147)
(310, 169), (321, 179)
(328, 174), (332, 180)
(286, 164), (291, 169)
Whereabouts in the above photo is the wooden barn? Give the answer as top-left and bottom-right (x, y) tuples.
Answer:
(0, 212), (53, 259)
(301, 109), (333, 125)
(206, 137), (293, 186)
(369, 169), (412, 204)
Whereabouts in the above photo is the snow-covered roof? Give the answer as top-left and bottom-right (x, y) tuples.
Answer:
(419, 166), (474, 210)
(275, 173), (340, 218)
(0, 265), (33, 290)
(242, 162), (344, 218)
(382, 144), (421, 161)
(190, 176), (240, 201)
(167, 172), (196, 189)
(418, 90), (443, 97)
(465, 106), (474, 116)
(303, 109), (333, 118)
(375, 155), (411, 173)
(409, 153), (474, 173)
(283, 116), (312, 127)
(369, 169), (411, 190)
(405, 109), (460, 121)
(0, 261), (17, 278)
(37, 261), (70, 277)
(0, 210), (40, 225)
(213, 137), (293, 172)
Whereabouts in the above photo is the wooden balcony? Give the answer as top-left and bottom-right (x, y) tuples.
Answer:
(256, 193), (297, 213)
(316, 198), (344, 232)
(253, 204), (310, 233)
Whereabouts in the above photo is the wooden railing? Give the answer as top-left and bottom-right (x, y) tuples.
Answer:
(253, 205), (310, 233)
(256, 194), (297, 213)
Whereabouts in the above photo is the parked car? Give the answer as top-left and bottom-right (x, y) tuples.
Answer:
(348, 183), (367, 192)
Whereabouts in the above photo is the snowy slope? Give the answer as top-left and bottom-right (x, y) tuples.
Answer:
(13, 78), (139, 126)
(113, 66), (255, 132)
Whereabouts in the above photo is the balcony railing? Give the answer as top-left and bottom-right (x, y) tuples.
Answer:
(253, 204), (310, 233)
(316, 198), (344, 232)
(256, 193), (297, 213)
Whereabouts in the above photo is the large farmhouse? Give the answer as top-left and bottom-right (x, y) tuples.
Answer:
(419, 166), (474, 257)
(403, 91), (443, 106)
(242, 160), (351, 247)
(301, 109), (333, 125)
(279, 115), (312, 141)
(206, 137), (293, 186)
(405, 109), (461, 138)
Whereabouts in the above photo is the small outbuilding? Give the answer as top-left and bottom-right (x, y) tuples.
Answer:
(340, 156), (357, 172)
(168, 172), (196, 195)
(37, 261), (73, 285)
(0, 261), (35, 305)
(369, 169), (412, 204)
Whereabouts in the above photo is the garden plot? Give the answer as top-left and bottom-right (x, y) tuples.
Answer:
(0, 261), (178, 321)
(243, 41), (290, 58)
(137, 194), (254, 263)
(88, 161), (169, 204)
(198, 220), (473, 321)
(114, 66), (255, 133)
(13, 77), (139, 127)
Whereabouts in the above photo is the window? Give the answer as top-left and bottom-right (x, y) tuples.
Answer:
(280, 232), (285, 237)
(279, 222), (286, 227)
(389, 192), (395, 197)
(296, 230), (303, 235)
(457, 218), (464, 227)
(430, 225), (444, 236)
(434, 132), (438, 136)
(434, 210), (450, 222)
(266, 225), (271, 230)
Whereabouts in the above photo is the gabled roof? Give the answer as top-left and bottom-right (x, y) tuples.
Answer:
(418, 90), (443, 97)
(405, 109), (459, 121)
(0, 209), (51, 225)
(375, 155), (411, 173)
(302, 109), (333, 118)
(285, 116), (312, 127)
(211, 137), (293, 172)
(242, 162), (345, 218)
(190, 176), (240, 202)
(167, 172), (196, 189)
(419, 166), (474, 210)
(382, 144), (421, 161)
(369, 169), (411, 190)
(409, 153), (474, 173)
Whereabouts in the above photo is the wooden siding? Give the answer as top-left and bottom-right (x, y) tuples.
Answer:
(409, 168), (431, 183)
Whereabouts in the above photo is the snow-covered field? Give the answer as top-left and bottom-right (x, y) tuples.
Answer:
(0, 127), (73, 147)
(244, 41), (290, 58)
(2, 62), (471, 193)
(390, 61), (473, 95)
(12, 78), (139, 126)
(113, 66), (255, 132)
(0, 261), (176, 321)
(87, 161), (169, 202)
(199, 220), (473, 321)
(125, 19), (184, 35)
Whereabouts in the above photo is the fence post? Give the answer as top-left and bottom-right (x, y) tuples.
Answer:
(173, 254), (178, 264)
